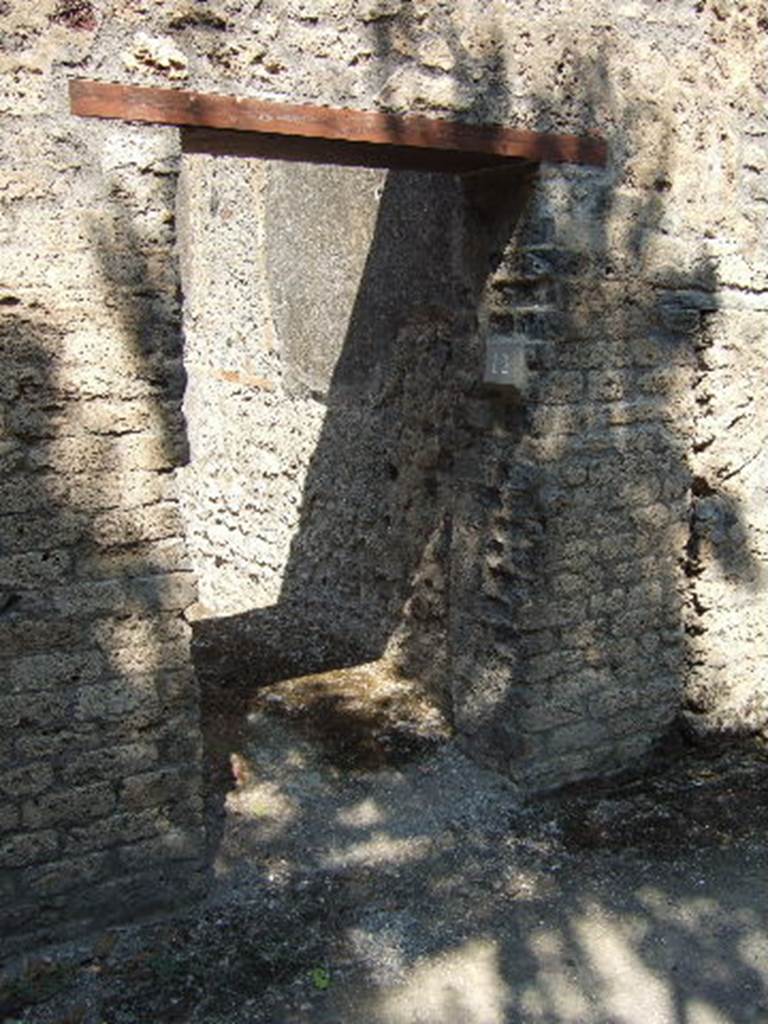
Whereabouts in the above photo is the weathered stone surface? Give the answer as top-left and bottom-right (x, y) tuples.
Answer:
(21, 851), (111, 897)
(1, 0), (766, 957)
(0, 831), (59, 870)
(22, 783), (117, 830)
(0, 690), (71, 731)
(91, 503), (186, 547)
(64, 809), (169, 856)
(120, 767), (201, 812)
(1, 649), (105, 694)
(0, 763), (55, 799)
(117, 827), (206, 871)
(50, 572), (197, 618)
(0, 804), (20, 835)
(60, 742), (158, 785)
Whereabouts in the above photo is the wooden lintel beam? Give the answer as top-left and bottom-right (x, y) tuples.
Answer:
(180, 126), (526, 174)
(69, 79), (607, 171)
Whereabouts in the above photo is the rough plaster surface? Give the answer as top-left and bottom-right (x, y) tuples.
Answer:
(0, 0), (767, 950)
(178, 156), (464, 706)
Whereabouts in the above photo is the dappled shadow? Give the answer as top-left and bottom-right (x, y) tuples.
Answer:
(176, 0), (768, 923)
(690, 480), (765, 590)
(74, 694), (768, 1023)
(190, 167), (470, 692)
(0, 137), (207, 955)
(187, 33), (543, 808)
(248, 660), (451, 771)
(3, 9), (768, 1022)
(157, 17), (768, 1024)
(0, 6), (752, 1020)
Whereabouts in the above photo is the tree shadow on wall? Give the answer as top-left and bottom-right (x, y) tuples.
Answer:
(189, 11), (766, 840)
(443, 51), (767, 787)
(175, 27), (768, 1024)
(188, 40), (535, 744)
(186, 30), (543, 868)
(191, 165), (533, 675)
(1, 133), (224, 955)
(0, 295), (204, 956)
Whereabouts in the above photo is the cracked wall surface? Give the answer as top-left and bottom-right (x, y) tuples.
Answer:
(1, 0), (767, 951)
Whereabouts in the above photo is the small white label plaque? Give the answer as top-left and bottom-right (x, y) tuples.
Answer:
(483, 334), (528, 390)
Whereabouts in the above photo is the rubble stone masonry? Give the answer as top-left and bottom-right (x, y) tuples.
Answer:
(1, 0), (766, 951)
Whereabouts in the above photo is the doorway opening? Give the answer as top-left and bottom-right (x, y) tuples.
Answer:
(174, 151), (533, 868)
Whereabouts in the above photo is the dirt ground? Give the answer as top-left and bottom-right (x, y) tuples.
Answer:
(2, 662), (768, 1024)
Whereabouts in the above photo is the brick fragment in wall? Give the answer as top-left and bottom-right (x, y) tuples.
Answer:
(120, 767), (202, 813)
(76, 539), (193, 579)
(60, 742), (159, 786)
(0, 510), (90, 553)
(0, 689), (71, 732)
(105, 637), (192, 676)
(73, 670), (194, 724)
(27, 434), (182, 474)
(91, 611), (190, 649)
(2, 474), (70, 516)
(15, 727), (99, 764)
(0, 549), (72, 588)
(45, 470), (177, 513)
(91, 502), (185, 547)
(0, 649), (106, 695)
(7, 396), (183, 440)
(27, 388), (171, 446)
(56, 359), (188, 404)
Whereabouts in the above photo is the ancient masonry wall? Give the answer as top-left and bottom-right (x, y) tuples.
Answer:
(178, 156), (466, 691)
(1, 0), (767, 951)
(0, 4), (207, 955)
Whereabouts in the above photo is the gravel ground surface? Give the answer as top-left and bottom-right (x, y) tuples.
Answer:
(2, 663), (767, 1024)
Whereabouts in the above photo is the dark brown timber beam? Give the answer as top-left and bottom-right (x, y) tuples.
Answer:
(69, 79), (607, 172)
(180, 126), (524, 173)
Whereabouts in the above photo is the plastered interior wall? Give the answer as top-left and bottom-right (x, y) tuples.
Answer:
(1, 0), (767, 951)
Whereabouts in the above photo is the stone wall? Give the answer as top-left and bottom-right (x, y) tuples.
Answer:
(449, 168), (699, 787)
(1, 0), (766, 952)
(0, 3), (206, 956)
(178, 155), (466, 695)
